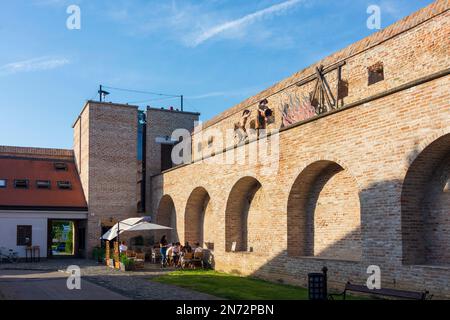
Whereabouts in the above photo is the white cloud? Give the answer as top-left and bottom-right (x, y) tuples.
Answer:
(189, 0), (303, 47)
(187, 92), (227, 100)
(186, 85), (265, 100)
(0, 57), (70, 76)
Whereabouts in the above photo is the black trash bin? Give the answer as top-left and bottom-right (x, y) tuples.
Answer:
(308, 267), (328, 300)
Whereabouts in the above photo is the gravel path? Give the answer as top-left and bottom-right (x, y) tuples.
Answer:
(0, 259), (219, 300)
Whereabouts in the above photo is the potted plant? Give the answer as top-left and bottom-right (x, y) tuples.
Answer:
(120, 254), (135, 271)
(92, 247), (105, 263)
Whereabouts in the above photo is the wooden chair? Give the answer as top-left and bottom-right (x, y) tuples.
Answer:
(151, 250), (161, 264)
(181, 252), (193, 269)
(192, 251), (204, 269)
(134, 253), (145, 270)
(126, 250), (136, 258)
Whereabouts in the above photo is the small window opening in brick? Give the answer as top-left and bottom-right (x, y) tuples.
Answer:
(208, 136), (214, 147)
(338, 80), (349, 99)
(14, 179), (29, 189)
(368, 62), (384, 85)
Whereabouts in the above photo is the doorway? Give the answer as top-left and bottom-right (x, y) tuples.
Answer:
(50, 220), (75, 256)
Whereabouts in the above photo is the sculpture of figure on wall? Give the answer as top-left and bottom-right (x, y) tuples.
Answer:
(234, 109), (251, 144)
(279, 93), (316, 128)
(256, 99), (274, 136)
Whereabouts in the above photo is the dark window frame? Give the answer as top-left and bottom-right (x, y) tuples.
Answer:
(14, 179), (29, 189)
(57, 181), (72, 190)
(36, 180), (51, 189)
(161, 144), (174, 171)
(207, 136), (214, 147)
(368, 62), (385, 86)
(54, 162), (68, 171)
(17, 225), (32, 246)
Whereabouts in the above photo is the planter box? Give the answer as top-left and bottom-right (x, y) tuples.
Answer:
(119, 262), (135, 271)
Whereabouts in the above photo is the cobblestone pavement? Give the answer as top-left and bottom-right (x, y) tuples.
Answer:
(0, 269), (129, 300)
(0, 259), (220, 300)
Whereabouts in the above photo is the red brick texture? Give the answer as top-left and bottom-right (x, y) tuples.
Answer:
(151, 2), (450, 297)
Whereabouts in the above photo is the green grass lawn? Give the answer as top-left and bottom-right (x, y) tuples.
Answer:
(152, 269), (365, 300)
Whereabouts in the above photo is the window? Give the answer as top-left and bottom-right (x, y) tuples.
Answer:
(368, 62), (384, 85)
(208, 136), (214, 147)
(57, 181), (72, 190)
(17, 225), (32, 246)
(161, 144), (174, 171)
(36, 180), (51, 189)
(0, 179), (6, 188)
(14, 179), (29, 189)
(54, 162), (68, 171)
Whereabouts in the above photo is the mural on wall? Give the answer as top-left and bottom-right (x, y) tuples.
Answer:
(233, 64), (346, 137)
(279, 93), (316, 128)
(279, 64), (347, 128)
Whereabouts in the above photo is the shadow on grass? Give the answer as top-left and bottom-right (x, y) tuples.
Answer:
(151, 269), (365, 300)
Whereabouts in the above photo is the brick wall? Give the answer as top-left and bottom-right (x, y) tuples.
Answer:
(145, 108), (199, 212)
(287, 161), (361, 261)
(74, 102), (139, 254)
(192, 1), (450, 153)
(155, 195), (179, 243)
(402, 133), (450, 265)
(152, 1), (450, 297)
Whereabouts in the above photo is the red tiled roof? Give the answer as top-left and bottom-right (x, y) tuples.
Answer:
(0, 157), (87, 210)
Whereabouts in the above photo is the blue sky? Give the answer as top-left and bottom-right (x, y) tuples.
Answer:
(0, 0), (433, 149)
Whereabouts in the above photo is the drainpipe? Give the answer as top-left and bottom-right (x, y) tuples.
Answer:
(140, 112), (147, 213)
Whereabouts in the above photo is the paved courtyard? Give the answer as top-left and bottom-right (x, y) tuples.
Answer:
(0, 269), (129, 300)
(0, 259), (219, 300)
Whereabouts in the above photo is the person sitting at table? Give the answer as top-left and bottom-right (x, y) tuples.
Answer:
(180, 248), (194, 269)
(166, 243), (174, 265)
(119, 241), (128, 253)
(172, 242), (181, 267)
(183, 242), (192, 253)
(194, 242), (203, 254)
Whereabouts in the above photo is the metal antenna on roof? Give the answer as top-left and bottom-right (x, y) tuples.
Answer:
(98, 85), (110, 102)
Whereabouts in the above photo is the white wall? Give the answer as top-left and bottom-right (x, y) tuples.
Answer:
(0, 216), (48, 258)
(0, 211), (87, 258)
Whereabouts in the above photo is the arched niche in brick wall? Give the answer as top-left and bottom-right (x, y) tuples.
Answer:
(225, 176), (262, 253)
(156, 195), (179, 243)
(401, 133), (450, 266)
(184, 187), (213, 248)
(287, 160), (361, 261)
